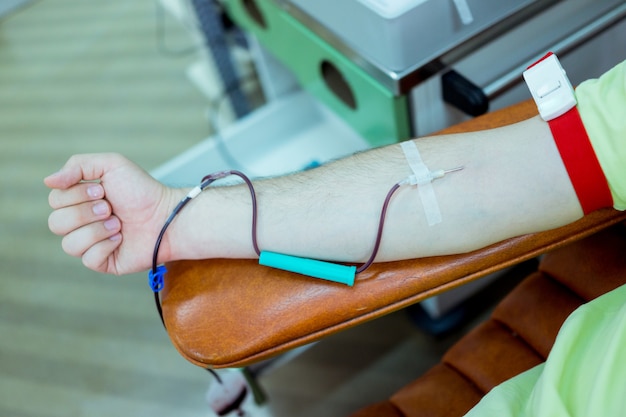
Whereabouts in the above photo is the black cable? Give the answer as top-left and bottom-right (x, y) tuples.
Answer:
(150, 170), (400, 342)
(150, 176), (226, 383)
(149, 176), (218, 323)
(150, 197), (194, 327)
(151, 171), (400, 308)
(152, 198), (192, 271)
(150, 172), (257, 325)
(149, 170), (403, 383)
(201, 170), (261, 255)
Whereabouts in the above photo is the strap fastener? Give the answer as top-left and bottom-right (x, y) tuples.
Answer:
(524, 52), (613, 214)
(523, 52), (577, 121)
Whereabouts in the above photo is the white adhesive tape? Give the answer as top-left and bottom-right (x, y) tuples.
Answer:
(400, 141), (443, 226)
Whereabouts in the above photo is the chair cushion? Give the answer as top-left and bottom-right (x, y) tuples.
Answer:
(390, 364), (483, 417)
(348, 223), (626, 417)
(348, 401), (405, 417)
(540, 224), (626, 301)
(442, 321), (543, 393)
(160, 98), (626, 369)
(492, 272), (582, 358)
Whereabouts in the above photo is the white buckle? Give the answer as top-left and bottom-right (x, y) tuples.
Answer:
(523, 53), (577, 121)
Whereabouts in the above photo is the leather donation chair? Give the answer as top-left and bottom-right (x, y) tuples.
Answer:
(159, 100), (626, 417)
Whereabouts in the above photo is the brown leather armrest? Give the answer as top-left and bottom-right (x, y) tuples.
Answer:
(161, 101), (626, 369)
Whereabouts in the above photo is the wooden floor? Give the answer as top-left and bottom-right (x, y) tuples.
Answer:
(0, 2), (493, 416)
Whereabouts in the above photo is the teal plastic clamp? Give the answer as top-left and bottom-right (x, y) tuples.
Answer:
(259, 251), (356, 286)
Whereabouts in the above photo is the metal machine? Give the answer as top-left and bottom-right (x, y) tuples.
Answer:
(157, 0), (626, 318)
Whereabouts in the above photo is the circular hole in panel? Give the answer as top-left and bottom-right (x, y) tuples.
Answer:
(242, 0), (267, 29)
(321, 60), (357, 110)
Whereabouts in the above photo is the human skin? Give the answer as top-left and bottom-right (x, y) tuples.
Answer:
(45, 115), (582, 276)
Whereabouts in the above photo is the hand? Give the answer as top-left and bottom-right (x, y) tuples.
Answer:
(45, 153), (181, 275)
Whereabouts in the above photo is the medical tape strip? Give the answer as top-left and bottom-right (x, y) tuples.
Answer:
(400, 141), (442, 226)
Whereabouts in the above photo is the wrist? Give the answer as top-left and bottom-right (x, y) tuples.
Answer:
(158, 187), (192, 264)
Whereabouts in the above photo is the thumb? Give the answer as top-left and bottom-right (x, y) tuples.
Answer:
(44, 153), (124, 189)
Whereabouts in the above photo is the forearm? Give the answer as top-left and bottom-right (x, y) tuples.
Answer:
(43, 60), (622, 276)
(164, 115), (582, 264)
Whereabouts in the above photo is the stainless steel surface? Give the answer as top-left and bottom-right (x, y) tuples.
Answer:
(408, 0), (626, 136)
(281, 0), (559, 95)
(288, 0), (541, 73)
(483, 2), (626, 100)
(251, 0), (625, 137)
(280, 0), (624, 97)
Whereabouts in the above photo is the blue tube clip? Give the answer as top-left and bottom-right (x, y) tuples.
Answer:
(148, 265), (167, 292)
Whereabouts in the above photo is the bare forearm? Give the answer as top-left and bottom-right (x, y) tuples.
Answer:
(44, 60), (623, 276)
(168, 116), (582, 264)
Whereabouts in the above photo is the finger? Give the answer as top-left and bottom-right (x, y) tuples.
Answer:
(81, 233), (123, 274)
(61, 216), (122, 258)
(44, 153), (127, 189)
(48, 200), (112, 236)
(48, 182), (105, 209)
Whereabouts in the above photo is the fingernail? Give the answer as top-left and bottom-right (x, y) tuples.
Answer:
(109, 233), (122, 242)
(104, 217), (120, 231)
(87, 184), (104, 199)
(92, 202), (108, 216)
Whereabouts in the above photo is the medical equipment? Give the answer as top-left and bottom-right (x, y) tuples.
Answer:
(400, 140), (461, 226)
(523, 52), (613, 214)
(149, 158), (464, 323)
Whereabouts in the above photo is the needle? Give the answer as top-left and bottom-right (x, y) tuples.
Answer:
(443, 166), (464, 175)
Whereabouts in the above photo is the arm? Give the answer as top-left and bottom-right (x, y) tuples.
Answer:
(172, 115), (581, 263)
(45, 115), (582, 275)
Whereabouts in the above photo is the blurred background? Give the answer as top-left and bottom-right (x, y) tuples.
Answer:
(2, 1), (624, 416)
(0, 1), (215, 416)
(0, 1), (462, 416)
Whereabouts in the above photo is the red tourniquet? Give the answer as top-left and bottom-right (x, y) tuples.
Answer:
(548, 107), (613, 214)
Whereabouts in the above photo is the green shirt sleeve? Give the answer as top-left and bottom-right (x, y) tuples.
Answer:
(575, 60), (626, 210)
(463, 61), (626, 417)
(464, 283), (626, 417)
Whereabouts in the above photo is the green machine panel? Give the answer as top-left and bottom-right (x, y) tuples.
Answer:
(222, 0), (411, 147)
